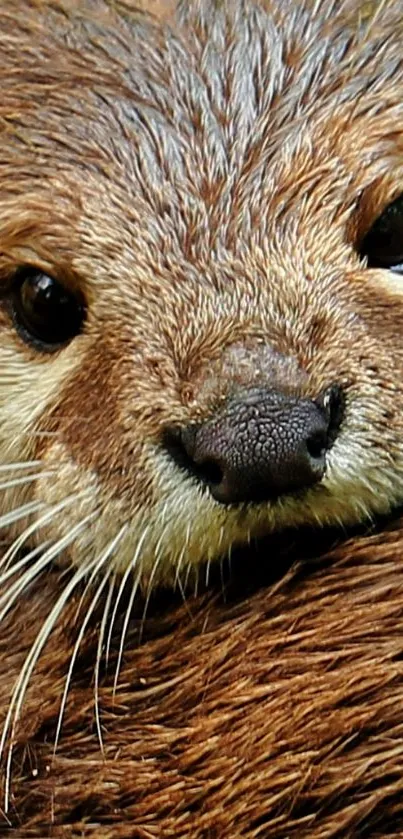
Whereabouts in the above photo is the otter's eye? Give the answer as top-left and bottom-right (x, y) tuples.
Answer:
(360, 194), (403, 273)
(10, 269), (84, 348)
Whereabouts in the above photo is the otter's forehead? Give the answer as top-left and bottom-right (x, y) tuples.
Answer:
(0, 0), (402, 266)
(80, 0), (403, 257)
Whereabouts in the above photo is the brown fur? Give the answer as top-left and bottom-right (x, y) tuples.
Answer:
(2, 0), (403, 835)
(2, 520), (403, 837)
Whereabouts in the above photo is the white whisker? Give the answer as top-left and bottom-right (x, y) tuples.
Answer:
(0, 461), (42, 473)
(0, 489), (92, 572)
(112, 568), (142, 698)
(95, 576), (115, 755)
(104, 564), (132, 671)
(72, 525), (128, 624)
(176, 572), (187, 606)
(138, 550), (164, 645)
(174, 543), (187, 591)
(176, 522), (192, 598)
(0, 500), (44, 531)
(172, 533), (193, 617)
(105, 526), (149, 669)
(0, 472), (53, 492)
(53, 577), (109, 757)
(2, 560), (95, 812)
(0, 541), (51, 587)
(183, 560), (192, 592)
(53, 526), (128, 756)
(0, 513), (97, 623)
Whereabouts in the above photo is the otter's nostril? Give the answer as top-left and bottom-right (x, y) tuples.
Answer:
(195, 459), (223, 487)
(163, 429), (224, 488)
(306, 430), (328, 460)
(319, 384), (344, 446)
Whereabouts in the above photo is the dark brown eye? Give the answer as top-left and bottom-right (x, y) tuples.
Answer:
(10, 268), (85, 348)
(360, 194), (403, 274)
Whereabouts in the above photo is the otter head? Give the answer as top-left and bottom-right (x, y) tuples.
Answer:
(1, 0), (403, 593)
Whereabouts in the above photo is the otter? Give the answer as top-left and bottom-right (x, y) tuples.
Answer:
(1, 0), (403, 832)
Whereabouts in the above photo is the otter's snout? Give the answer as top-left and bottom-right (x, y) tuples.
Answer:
(167, 386), (342, 505)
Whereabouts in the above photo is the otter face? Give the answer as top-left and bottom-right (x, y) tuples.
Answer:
(1, 0), (403, 590)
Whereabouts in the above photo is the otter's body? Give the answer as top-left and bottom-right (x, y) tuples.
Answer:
(1, 0), (403, 834)
(3, 524), (403, 837)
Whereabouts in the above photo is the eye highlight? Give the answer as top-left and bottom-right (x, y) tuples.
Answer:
(9, 268), (85, 349)
(360, 194), (403, 274)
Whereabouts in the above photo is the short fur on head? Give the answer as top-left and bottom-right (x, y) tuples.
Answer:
(2, 0), (403, 828)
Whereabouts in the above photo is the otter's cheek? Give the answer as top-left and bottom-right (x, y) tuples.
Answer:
(34, 443), (100, 566)
(0, 340), (86, 554)
(35, 442), (155, 578)
(0, 335), (85, 460)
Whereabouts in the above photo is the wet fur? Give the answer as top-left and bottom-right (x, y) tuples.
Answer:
(2, 0), (403, 835)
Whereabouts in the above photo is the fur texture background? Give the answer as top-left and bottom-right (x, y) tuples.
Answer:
(2, 519), (403, 837)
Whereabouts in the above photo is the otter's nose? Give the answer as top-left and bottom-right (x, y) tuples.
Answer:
(167, 387), (341, 505)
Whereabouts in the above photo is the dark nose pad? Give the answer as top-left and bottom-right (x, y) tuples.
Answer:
(166, 386), (342, 505)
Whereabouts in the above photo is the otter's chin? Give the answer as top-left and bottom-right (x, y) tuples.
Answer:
(66, 481), (397, 590)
